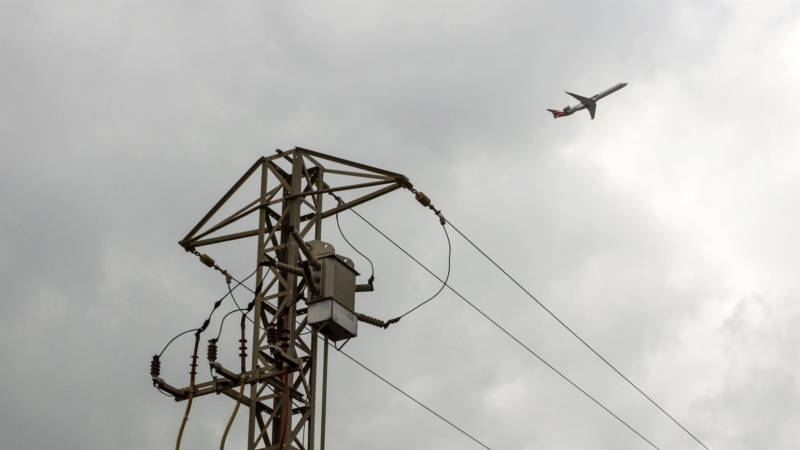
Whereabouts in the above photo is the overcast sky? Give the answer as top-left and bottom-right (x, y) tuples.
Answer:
(2, 1), (800, 449)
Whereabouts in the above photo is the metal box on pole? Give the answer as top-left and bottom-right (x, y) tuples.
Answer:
(307, 248), (360, 341)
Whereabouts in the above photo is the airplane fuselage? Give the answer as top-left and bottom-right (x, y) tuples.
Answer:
(549, 83), (627, 119)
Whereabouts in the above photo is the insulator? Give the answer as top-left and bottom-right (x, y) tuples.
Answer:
(266, 325), (278, 347)
(415, 191), (431, 207)
(239, 338), (248, 360)
(280, 327), (290, 352)
(355, 312), (386, 328)
(273, 261), (304, 276)
(150, 355), (161, 381)
(290, 228), (318, 267)
(355, 283), (374, 292)
(207, 339), (218, 364)
(198, 253), (215, 268)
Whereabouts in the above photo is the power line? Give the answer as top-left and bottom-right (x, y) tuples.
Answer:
(158, 267), (259, 357)
(444, 219), (710, 450)
(337, 212), (375, 280)
(215, 308), (248, 341)
(389, 224), (452, 323)
(159, 328), (199, 358)
(332, 344), (492, 450)
(348, 209), (662, 450)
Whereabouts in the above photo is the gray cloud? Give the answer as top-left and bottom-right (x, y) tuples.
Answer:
(1, 1), (799, 450)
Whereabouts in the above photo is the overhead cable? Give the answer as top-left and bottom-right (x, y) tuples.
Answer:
(337, 212), (375, 280)
(159, 328), (199, 359)
(215, 308), (247, 341)
(158, 267), (259, 358)
(444, 220), (710, 450)
(333, 344), (492, 450)
(384, 223), (452, 326)
(348, 209), (662, 450)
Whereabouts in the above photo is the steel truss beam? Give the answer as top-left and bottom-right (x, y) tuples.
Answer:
(167, 148), (406, 450)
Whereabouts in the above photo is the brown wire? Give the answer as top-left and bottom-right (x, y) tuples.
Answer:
(276, 369), (290, 449)
(176, 333), (201, 450)
(175, 394), (194, 450)
(220, 379), (245, 450)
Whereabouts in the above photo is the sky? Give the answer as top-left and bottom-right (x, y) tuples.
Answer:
(1, 1), (800, 449)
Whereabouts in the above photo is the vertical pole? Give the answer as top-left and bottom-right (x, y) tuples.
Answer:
(273, 152), (304, 449)
(248, 160), (269, 450)
(308, 328), (318, 450)
(321, 335), (329, 450)
(287, 155), (303, 357)
(315, 164), (324, 241)
(308, 162), (324, 450)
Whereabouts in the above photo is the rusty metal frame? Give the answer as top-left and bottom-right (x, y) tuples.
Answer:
(161, 147), (406, 450)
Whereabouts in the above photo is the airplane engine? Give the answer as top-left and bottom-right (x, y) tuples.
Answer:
(563, 106), (571, 112)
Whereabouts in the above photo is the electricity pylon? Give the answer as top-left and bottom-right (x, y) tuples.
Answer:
(153, 147), (409, 450)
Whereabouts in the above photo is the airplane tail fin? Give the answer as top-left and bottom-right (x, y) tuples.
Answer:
(547, 109), (562, 119)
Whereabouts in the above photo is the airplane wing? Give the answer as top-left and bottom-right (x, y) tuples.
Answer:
(566, 92), (593, 104)
(586, 103), (596, 120)
(566, 92), (597, 120)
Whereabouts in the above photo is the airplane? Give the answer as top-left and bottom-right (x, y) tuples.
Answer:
(548, 83), (627, 120)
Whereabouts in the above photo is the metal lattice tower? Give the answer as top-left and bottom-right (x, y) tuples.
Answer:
(155, 147), (409, 450)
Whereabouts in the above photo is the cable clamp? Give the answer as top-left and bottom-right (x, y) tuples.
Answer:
(397, 176), (418, 194)
(383, 317), (401, 329)
(435, 210), (446, 226)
